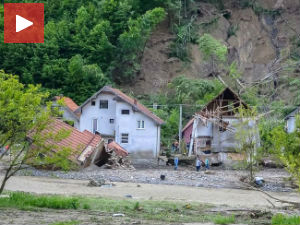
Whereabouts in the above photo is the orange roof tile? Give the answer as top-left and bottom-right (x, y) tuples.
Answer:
(107, 141), (128, 157)
(35, 119), (102, 163)
(54, 96), (79, 112)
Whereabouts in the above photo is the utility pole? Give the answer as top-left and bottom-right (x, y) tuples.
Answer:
(178, 104), (183, 153)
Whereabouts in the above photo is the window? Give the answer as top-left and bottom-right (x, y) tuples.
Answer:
(92, 118), (98, 133)
(91, 100), (96, 106)
(121, 109), (130, 115)
(121, 133), (129, 144)
(110, 119), (114, 124)
(137, 120), (145, 129)
(100, 100), (108, 109)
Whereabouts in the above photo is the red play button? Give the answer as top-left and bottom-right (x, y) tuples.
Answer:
(4, 3), (44, 43)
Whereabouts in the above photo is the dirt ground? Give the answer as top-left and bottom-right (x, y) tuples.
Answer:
(3, 176), (300, 209)
(0, 208), (244, 225)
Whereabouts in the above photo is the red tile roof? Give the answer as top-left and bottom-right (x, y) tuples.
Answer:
(76, 86), (164, 125)
(107, 141), (128, 157)
(54, 96), (79, 112)
(39, 119), (102, 163)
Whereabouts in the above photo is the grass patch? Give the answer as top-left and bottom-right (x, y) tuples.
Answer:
(272, 214), (300, 225)
(213, 214), (236, 224)
(0, 192), (79, 210)
(0, 191), (270, 224)
(49, 220), (79, 225)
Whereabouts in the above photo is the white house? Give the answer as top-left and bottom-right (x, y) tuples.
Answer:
(53, 96), (80, 128)
(73, 86), (164, 158)
(285, 107), (300, 133)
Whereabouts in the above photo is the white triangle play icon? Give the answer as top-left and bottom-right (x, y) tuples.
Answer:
(16, 15), (33, 33)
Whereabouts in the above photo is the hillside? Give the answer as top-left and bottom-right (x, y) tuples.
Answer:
(126, 0), (300, 106)
(0, 0), (299, 107)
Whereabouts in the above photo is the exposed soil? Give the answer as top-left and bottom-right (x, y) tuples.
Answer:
(0, 208), (166, 225)
(3, 175), (300, 209)
(17, 166), (296, 192)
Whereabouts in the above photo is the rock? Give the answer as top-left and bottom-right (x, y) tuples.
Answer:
(113, 213), (125, 217)
(87, 178), (105, 187)
(125, 194), (133, 198)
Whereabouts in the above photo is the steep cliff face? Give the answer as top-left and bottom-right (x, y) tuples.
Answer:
(127, 0), (300, 101)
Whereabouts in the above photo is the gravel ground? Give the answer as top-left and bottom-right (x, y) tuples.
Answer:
(16, 165), (295, 192)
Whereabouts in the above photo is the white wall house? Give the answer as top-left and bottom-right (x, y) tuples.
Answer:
(53, 96), (80, 129)
(285, 107), (299, 133)
(74, 86), (164, 158)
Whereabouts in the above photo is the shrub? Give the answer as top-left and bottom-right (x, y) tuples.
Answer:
(272, 214), (300, 225)
(213, 215), (236, 225)
(3, 192), (79, 209)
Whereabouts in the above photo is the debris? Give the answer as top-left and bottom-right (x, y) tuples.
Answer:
(113, 213), (125, 217)
(0, 195), (9, 198)
(254, 177), (265, 187)
(87, 178), (105, 187)
(160, 174), (166, 180)
(204, 170), (216, 175)
(104, 142), (135, 170)
(137, 184), (141, 187)
(125, 194), (133, 198)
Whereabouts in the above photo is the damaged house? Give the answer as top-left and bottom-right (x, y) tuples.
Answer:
(29, 118), (104, 168)
(59, 86), (165, 159)
(182, 87), (258, 165)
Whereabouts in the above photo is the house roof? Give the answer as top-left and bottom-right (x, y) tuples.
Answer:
(54, 96), (79, 112)
(182, 87), (248, 132)
(38, 119), (102, 163)
(285, 106), (300, 119)
(75, 86), (164, 125)
(107, 141), (128, 157)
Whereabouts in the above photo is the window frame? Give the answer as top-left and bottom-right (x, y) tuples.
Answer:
(121, 109), (130, 115)
(121, 133), (129, 144)
(137, 120), (145, 129)
(99, 100), (108, 109)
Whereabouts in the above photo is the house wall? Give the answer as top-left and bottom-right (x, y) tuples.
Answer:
(115, 101), (159, 157)
(183, 124), (193, 144)
(211, 118), (238, 153)
(79, 94), (116, 136)
(195, 121), (213, 137)
(79, 93), (160, 158)
(62, 109), (79, 129)
(287, 116), (296, 133)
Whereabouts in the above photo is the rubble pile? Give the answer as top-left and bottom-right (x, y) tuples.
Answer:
(104, 151), (135, 170)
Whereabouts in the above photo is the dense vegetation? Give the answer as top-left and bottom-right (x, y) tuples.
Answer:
(0, 0), (166, 103)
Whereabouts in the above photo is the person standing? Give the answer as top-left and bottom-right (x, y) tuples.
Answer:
(205, 158), (210, 170)
(174, 157), (179, 170)
(195, 157), (201, 172)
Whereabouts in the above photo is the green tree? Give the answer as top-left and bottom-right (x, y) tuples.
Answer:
(198, 33), (228, 76)
(234, 107), (260, 182)
(271, 116), (300, 190)
(0, 71), (71, 194)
